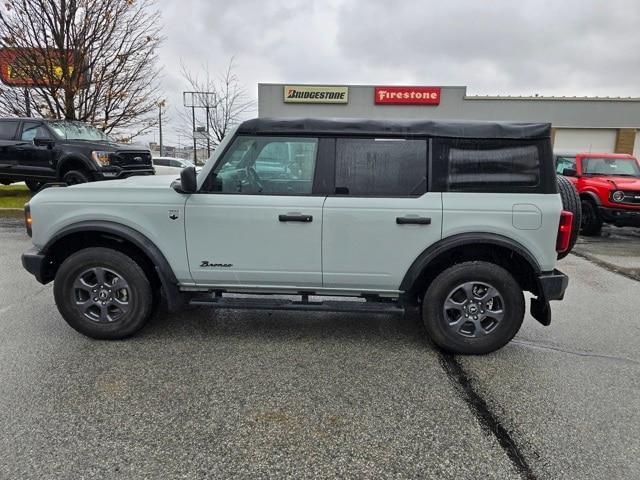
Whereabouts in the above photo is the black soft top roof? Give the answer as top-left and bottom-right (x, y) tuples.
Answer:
(237, 118), (551, 140)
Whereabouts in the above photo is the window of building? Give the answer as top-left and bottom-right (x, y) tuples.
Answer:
(334, 138), (427, 196)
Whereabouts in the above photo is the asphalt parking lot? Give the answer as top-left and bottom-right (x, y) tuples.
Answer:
(1, 214), (639, 480)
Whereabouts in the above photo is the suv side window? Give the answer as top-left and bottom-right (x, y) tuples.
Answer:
(0, 120), (18, 140)
(21, 122), (50, 141)
(204, 136), (318, 195)
(154, 159), (167, 166)
(556, 156), (576, 175)
(434, 138), (541, 192)
(334, 138), (427, 196)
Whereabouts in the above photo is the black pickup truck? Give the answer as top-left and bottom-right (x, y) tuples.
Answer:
(0, 118), (154, 191)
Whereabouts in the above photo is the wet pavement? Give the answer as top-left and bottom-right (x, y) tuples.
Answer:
(0, 215), (639, 479)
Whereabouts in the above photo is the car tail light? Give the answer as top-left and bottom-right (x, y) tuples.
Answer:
(24, 202), (32, 237)
(556, 210), (573, 253)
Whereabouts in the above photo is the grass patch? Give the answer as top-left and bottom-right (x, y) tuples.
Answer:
(0, 184), (32, 209)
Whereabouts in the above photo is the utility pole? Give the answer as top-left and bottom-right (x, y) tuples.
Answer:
(24, 88), (31, 117)
(158, 100), (165, 156)
(192, 104), (197, 164)
(205, 104), (211, 157)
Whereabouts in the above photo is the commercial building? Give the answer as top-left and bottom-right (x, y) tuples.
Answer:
(258, 84), (640, 155)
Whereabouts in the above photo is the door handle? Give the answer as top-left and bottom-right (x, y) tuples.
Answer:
(396, 216), (431, 225)
(279, 214), (313, 222)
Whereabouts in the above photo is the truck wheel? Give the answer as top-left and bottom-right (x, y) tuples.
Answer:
(24, 180), (43, 192)
(53, 247), (153, 339)
(556, 175), (581, 259)
(422, 261), (525, 355)
(580, 199), (603, 236)
(63, 170), (90, 185)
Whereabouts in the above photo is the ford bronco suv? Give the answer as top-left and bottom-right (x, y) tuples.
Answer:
(555, 151), (640, 235)
(0, 118), (154, 191)
(21, 118), (578, 354)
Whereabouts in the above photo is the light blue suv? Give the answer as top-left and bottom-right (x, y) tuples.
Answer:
(21, 118), (577, 354)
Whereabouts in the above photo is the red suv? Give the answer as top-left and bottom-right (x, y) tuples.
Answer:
(555, 152), (640, 235)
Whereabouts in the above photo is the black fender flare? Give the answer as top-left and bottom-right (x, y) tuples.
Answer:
(56, 154), (96, 178)
(399, 232), (542, 293)
(579, 191), (601, 206)
(43, 221), (184, 311)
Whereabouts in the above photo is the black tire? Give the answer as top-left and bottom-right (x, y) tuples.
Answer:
(580, 199), (603, 236)
(53, 247), (153, 339)
(63, 169), (90, 185)
(556, 175), (581, 259)
(422, 261), (525, 355)
(24, 179), (43, 192)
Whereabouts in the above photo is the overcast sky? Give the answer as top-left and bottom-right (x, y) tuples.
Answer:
(152, 0), (640, 144)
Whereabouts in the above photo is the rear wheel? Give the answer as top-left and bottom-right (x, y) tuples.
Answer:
(24, 179), (43, 192)
(422, 261), (525, 355)
(53, 248), (153, 339)
(580, 199), (603, 236)
(556, 175), (581, 259)
(63, 169), (90, 185)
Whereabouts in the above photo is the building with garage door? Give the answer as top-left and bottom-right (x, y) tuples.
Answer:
(258, 84), (640, 155)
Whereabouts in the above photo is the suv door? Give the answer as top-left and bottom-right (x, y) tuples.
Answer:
(12, 121), (56, 181)
(185, 135), (327, 287)
(322, 137), (442, 291)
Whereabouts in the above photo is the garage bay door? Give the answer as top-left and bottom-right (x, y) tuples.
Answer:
(554, 129), (617, 152)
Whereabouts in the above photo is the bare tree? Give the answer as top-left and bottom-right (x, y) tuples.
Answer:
(0, 0), (163, 139)
(179, 58), (255, 149)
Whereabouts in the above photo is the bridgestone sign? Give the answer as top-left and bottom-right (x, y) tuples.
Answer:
(284, 85), (349, 104)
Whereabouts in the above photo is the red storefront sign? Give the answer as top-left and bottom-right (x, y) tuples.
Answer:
(0, 48), (82, 88)
(374, 86), (441, 105)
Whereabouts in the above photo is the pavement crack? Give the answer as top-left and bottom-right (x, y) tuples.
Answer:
(438, 353), (537, 480)
(570, 251), (640, 282)
(511, 339), (640, 366)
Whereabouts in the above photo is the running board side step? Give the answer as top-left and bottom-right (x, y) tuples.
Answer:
(189, 294), (405, 315)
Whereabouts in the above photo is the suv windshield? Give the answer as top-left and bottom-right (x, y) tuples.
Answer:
(581, 157), (640, 177)
(49, 121), (112, 142)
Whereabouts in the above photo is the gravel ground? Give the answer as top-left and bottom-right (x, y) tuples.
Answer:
(1, 217), (639, 479)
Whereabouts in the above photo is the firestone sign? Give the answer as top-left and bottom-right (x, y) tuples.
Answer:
(284, 85), (349, 104)
(375, 86), (441, 105)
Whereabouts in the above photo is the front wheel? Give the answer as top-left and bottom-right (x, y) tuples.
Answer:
(53, 248), (153, 339)
(63, 169), (90, 185)
(422, 261), (525, 355)
(24, 180), (43, 192)
(580, 200), (603, 236)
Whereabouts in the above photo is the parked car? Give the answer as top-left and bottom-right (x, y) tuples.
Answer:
(22, 118), (578, 355)
(152, 156), (193, 176)
(555, 151), (640, 235)
(0, 118), (154, 191)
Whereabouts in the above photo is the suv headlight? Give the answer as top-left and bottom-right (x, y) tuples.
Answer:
(91, 151), (111, 167)
(611, 190), (625, 202)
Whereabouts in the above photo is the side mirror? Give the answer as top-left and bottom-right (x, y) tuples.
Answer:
(33, 137), (53, 148)
(174, 166), (197, 194)
(562, 168), (577, 177)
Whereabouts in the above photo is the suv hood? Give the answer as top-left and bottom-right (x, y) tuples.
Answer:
(70, 174), (176, 190)
(588, 175), (640, 190)
(61, 139), (148, 151)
